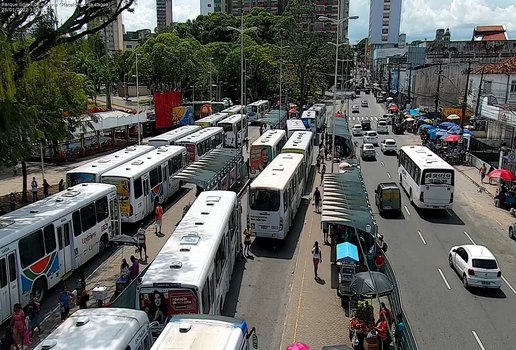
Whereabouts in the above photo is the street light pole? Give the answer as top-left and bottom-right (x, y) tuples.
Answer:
(136, 53), (141, 145)
(209, 57), (213, 101)
(278, 44), (290, 125)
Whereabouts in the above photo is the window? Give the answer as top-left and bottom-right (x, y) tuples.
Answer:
(8, 254), (16, 282)
(382, 29), (389, 34)
(0, 258), (7, 288)
(43, 225), (56, 254)
(96, 196), (109, 222)
(80, 203), (97, 232)
(168, 155), (183, 175)
(134, 177), (143, 199)
(149, 167), (160, 188)
(73, 210), (82, 237)
(201, 280), (211, 314)
(250, 189), (280, 211)
(483, 80), (492, 94)
(472, 259), (498, 269)
(511, 80), (516, 96)
(19, 231), (45, 268)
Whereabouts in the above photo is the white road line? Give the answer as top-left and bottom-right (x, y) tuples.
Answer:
(417, 231), (427, 245)
(463, 231), (476, 245)
(438, 268), (452, 290)
(404, 205), (411, 216)
(495, 219), (504, 227)
(380, 161), (385, 167)
(502, 276), (516, 294)
(386, 172), (392, 179)
(471, 331), (486, 350)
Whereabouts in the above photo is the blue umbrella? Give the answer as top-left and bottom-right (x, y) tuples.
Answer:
(463, 129), (474, 135)
(439, 122), (456, 129)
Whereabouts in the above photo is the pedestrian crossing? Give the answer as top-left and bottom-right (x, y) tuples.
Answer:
(348, 116), (382, 121)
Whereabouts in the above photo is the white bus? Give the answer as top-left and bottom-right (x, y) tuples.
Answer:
(34, 308), (154, 350)
(398, 145), (455, 209)
(221, 105), (245, 116)
(147, 125), (201, 148)
(249, 129), (287, 179)
(66, 145), (155, 187)
(195, 113), (230, 128)
(218, 114), (248, 149)
(311, 103), (327, 129)
(151, 315), (258, 350)
(300, 110), (318, 134)
(282, 131), (314, 190)
(175, 127), (224, 163)
(136, 191), (240, 336)
(286, 119), (307, 138)
(249, 153), (305, 240)
(101, 145), (187, 223)
(0, 183), (120, 323)
(246, 100), (270, 123)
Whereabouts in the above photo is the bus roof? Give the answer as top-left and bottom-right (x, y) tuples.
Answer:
(221, 105), (244, 114)
(147, 125), (201, 144)
(301, 110), (317, 119)
(247, 100), (269, 106)
(286, 119), (306, 129)
(195, 113), (229, 125)
(139, 191), (237, 289)
(151, 315), (247, 350)
(0, 183), (116, 248)
(101, 145), (186, 179)
(218, 114), (244, 125)
(282, 131), (313, 152)
(66, 145), (155, 176)
(250, 153), (304, 191)
(251, 129), (286, 147)
(175, 127), (223, 144)
(34, 308), (149, 350)
(400, 145), (454, 170)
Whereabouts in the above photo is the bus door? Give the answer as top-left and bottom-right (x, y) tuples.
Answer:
(142, 174), (153, 217)
(0, 251), (19, 323)
(162, 162), (171, 197)
(109, 195), (120, 238)
(56, 220), (74, 275)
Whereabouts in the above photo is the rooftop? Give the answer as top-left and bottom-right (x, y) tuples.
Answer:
(472, 25), (508, 41)
(472, 56), (516, 74)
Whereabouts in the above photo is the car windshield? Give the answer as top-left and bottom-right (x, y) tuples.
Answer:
(368, 132), (377, 136)
(472, 259), (498, 269)
(364, 145), (374, 150)
(386, 140), (396, 145)
(378, 122), (386, 126)
(250, 189), (280, 211)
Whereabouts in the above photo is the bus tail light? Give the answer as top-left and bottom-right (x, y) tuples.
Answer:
(279, 219), (283, 231)
(419, 192), (424, 203)
(450, 192), (454, 203)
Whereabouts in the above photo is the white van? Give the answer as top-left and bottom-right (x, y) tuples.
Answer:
(34, 308), (155, 350)
(377, 120), (389, 134)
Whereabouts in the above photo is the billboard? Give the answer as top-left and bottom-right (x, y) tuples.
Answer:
(154, 91), (184, 129)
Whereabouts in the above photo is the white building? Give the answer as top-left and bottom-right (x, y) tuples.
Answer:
(368, 0), (402, 45)
(87, 0), (124, 52)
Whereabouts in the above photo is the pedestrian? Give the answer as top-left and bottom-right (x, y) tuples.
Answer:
(324, 145), (329, 160)
(154, 203), (164, 236)
(58, 285), (73, 321)
(480, 163), (487, 184)
(120, 258), (130, 279)
(377, 302), (394, 328)
(243, 225), (252, 257)
(376, 234), (388, 254)
(320, 164), (326, 185)
(259, 124), (264, 136)
(75, 272), (85, 300)
(10, 304), (25, 349)
(27, 293), (41, 338)
(375, 251), (385, 271)
(129, 255), (140, 280)
(375, 314), (391, 350)
(322, 222), (329, 245)
(78, 289), (90, 309)
(9, 192), (16, 211)
(312, 241), (322, 279)
(137, 223), (148, 261)
(31, 177), (38, 202)
(58, 179), (65, 192)
(313, 187), (321, 213)
(316, 155), (321, 173)
(43, 179), (50, 197)
(394, 313), (406, 350)
(319, 144), (325, 160)
(0, 327), (14, 350)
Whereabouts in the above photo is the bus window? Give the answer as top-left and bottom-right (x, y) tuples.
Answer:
(96, 197), (109, 222)
(0, 258), (7, 288)
(250, 189), (280, 212)
(134, 178), (143, 199)
(8, 253), (16, 282)
(81, 203), (97, 232)
(73, 211), (82, 237)
(150, 168), (160, 188)
(43, 225), (56, 254)
(202, 280), (210, 314)
(19, 231), (45, 268)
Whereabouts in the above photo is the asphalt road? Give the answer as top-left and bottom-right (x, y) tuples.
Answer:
(355, 93), (516, 349)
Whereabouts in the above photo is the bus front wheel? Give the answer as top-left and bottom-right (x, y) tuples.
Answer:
(32, 278), (48, 302)
(99, 234), (109, 255)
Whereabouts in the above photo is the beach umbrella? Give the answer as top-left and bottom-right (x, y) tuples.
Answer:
(339, 161), (353, 170)
(443, 134), (460, 142)
(463, 129), (474, 135)
(439, 122), (457, 129)
(446, 114), (460, 120)
(487, 169), (516, 182)
(289, 108), (298, 113)
(287, 342), (310, 350)
(388, 105), (399, 112)
(350, 271), (394, 298)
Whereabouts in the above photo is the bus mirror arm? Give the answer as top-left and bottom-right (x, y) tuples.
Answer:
(246, 327), (258, 349)
(149, 321), (160, 328)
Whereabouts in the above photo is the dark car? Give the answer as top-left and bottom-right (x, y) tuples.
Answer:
(375, 182), (402, 214)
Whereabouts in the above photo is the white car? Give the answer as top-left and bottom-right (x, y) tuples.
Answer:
(352, 124), (363, 136)
(380, 139), (397, 154)
(352, 105), (360, 113)
(361, 99), (368, 107)
(360, 143), (376, 160)
(363, 130), (378, 146)
(448, 245), (502, 290)
(377, 120), (389, 134)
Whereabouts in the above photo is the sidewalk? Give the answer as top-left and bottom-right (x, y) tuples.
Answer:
(455, 164), (498, 197)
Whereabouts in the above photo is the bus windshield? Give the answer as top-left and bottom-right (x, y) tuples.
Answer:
(67, 172), (96, 186)
(219, 123), (233, 133)
(421, 169), (454, 185)
(250, 189), (280, 211)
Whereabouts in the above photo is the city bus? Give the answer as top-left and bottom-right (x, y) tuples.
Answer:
(286, 119), (307, 139)
(195, 113), (230, 128)
(136, 191), (240, 336)
(249, 153), (305, 240)
(151, 315), (258, 350)
(34, 308), (154, 350)
(246, 100), (270, 124)
(311, 103), (327, 127)
(301, 110), (318, 134)
(398, 145), (455, 209)
(249, 129), (287, 179)
(0, 183), (120, 323)
(66, 145), (155, 187)
(218, 114), (248, 149)
(101, 145), (187, 223)
(147, 125), (201, 148)
(175, 127), (224, 163)
(221, 105), (245, 116)
(282, 131), (314, 191)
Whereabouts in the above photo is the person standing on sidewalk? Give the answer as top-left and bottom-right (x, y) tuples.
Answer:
(27, 293), (41, 338)
(58, 285), (73, 321)
(322, 222), (330, 245)
(31, 177), (38, 202)
(394, 313), (406, 349)
(137, 223), (148, 261)
(58, 179), (65, 192)
(312, 241), (322, 279)
(154, 203), (164, 236)
(43, 179), (50, 197)
(313, 187), (321, 213)
(480, 163), (487, 184)
(320, 164), (326, 185)
(243, 225), (252, 257)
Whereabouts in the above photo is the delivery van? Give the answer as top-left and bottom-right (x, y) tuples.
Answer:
(375, 182), (402, 214)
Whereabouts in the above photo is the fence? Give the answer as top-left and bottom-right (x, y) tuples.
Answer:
(384, 255), (419, 350)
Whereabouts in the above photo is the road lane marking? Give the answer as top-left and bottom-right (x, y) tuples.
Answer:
(463, 231), (476, 245)
(472, 331), (486, 350)
(438, 268), (452, 290)
(417, 231), (427, 245)
(404, 205), (411, 216)
(386, 172), (391, 179)
(502, 276), (516, 294)
(495, 219), (504, 227)
(380, 161), (385, 167)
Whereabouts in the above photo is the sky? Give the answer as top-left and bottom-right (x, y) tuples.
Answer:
(57, 0), (516, 43)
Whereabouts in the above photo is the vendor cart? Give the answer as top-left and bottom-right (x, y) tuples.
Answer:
(336, 242), (359, 308)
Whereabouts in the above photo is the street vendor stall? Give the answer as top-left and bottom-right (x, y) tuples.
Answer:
(336, 242), (359, 305)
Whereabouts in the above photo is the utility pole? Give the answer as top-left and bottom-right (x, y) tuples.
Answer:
(474, 66), (485, 118)
(435, 63), (442, 113)
(407, 64), (412, 108)
(461, 61), (472, 131)
(396, 63), (401, 104)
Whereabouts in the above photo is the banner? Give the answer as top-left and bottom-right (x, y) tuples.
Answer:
(154, 91), (184, 129)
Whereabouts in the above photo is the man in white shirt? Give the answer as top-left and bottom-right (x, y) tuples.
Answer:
(31, 177), (38, 202)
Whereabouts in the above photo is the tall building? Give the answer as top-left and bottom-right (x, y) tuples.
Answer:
(201, 0), (229, 14)
(230, 0), (288, 16)
(157, 0), (173, 27)
(368, 0), (402, 45)
(313, 0), (351, 39)
(88, 0), (124, 52)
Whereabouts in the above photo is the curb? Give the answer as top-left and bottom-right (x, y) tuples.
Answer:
(455, 166), (495, 199)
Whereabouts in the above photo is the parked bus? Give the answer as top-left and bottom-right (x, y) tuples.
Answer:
(34, 308), (154, 350)
(218, 114), (248, 149)
(249, 129), (287, 179)
(286, 119), (307, 139)
(249, 153), (305, 240)
(66, 145), (155, 187)
(282, 131), (314, 190)
(101, 145), (187, 223)
(151, 315), (258, 350)
(301, 110), (318, 134)
(221, 105), (245, 116)
(246, 100), (270, 124)
(0, 183), (120, 323)
(195, 113), (229, 128)
(311, 103), (327, 127)
(137, 191), (240, 336)
(175, 127), (224, 163)
(398, 145), (455, 209)
(147, 125), (201, 148)
(182, 101), (226, 119)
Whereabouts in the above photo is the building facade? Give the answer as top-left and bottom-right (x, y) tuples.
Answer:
(230, 0), (286, 15)
(87, 0), (124, 52)
(157, 0), (173, 27)
(123, 29), (152, 51)
(368, 0), (402, 45)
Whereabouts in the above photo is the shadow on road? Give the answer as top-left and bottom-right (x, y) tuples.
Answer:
(416, 208), (465, 225)
(378, 210), (406, 220)
(222, 259), (247, 317)
(468, 286), (507, 299)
